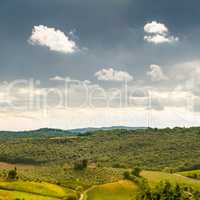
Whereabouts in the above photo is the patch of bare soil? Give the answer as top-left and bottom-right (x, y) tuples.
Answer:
(0, 162), (34, 170)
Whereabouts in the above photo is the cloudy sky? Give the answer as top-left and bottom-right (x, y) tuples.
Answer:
(0, 0), (200, 130)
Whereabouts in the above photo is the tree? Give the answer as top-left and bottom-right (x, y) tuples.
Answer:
(7, 167), (17, 180)
(131, 167), (142, 177)
(123, 171), (131, 180)
(174, 184), (182, 199)
(136, 180), (196, 200)
(82, 159), (88, 168)
(74, 159), (88, 170)
(136, 179), (152, 200)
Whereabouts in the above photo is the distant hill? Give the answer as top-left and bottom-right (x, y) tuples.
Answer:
(0, 128), (72, 139)
(69, 126), (145, 133)
(0, 126), (145, 139)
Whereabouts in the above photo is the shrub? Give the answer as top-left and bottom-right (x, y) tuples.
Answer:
(76, 186), (83, 192)
(62, 194), (78, 200)
(63, 163), (71, 171)
(163, 167), (176, 173)
(112, 163), (126, 168)
(123, 171), (141, 184)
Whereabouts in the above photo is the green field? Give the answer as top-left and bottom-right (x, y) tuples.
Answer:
(0, 189), (60, 200)
(178, 169), (200, 180)
(141, 171), (200, 189)
(0, 180), (77, 200)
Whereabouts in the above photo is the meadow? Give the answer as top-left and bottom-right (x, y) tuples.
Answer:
(0, 180), (77, 200)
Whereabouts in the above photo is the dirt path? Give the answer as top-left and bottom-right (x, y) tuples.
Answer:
(79, 186), (95, 200)
(0, 162), (34, 170)
(79, 193), (84, 200)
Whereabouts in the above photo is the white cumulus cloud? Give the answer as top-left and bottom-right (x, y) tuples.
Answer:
(144, 34), (178, 44)
(147, 64), (168, 81)
(144, 21), (179, 44)
(95, 68), (133, 82)
(49, 76), (65, 81)
(144, 21), (168, 35)
(29, 25), (78, 54)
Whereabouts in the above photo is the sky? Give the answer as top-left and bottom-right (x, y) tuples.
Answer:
(0, 0), (200, 130)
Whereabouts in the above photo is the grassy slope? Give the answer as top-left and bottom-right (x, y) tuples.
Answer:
(142, 171), (200, 190)
(0, 171), (199, 200)
(84, 171), (200, 200)
(1, 171), (199, 200)
(83, 180), (138, 200)
(0, 189), (60, 200)
(178, 169), (200, 179)
(0, 180), (76, 199)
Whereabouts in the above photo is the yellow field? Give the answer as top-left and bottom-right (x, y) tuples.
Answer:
(0, 189), (60, 200)
(0, 180), (77, 200)
(83, 180), (138, 200)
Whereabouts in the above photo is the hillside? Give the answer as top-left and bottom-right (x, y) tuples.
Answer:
(0, 127), (199, 199)
(0, 127), (199, 171)
(83, 171), (200, 200)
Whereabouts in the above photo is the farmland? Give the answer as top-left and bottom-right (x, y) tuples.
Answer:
(0, 127), (199, 199)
